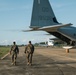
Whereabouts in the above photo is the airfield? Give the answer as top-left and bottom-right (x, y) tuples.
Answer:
(0, 47), (76, 75)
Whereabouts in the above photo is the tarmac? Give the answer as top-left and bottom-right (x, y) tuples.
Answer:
(0, 47), (76, 75)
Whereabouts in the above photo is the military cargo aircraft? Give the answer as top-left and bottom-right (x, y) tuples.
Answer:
(23, 0), (76, 46)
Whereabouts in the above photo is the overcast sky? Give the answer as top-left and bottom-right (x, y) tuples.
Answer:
(0, 0), (76, 45)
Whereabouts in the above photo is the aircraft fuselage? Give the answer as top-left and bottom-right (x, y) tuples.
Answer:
(48, 26), (76, 46)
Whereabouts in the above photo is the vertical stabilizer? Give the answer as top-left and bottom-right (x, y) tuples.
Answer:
(30, 0), (59, 28)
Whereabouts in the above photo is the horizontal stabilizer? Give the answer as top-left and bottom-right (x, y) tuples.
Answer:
(22, 29), (40, 32)
(39, 23), (72, 31)
(22, 30), (35, 32)
(22, 23), (72, 32)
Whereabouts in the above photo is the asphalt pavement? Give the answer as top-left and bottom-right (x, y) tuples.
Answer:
(0, 47), (76, 75)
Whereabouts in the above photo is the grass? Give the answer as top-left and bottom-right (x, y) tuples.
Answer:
(0, 46), (10, 58)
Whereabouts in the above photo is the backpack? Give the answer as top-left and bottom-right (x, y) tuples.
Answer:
(27, 44), (34, 54)
(12, 45), (19, 53)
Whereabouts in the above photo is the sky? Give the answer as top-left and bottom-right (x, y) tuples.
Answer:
(0, 0), (76, 45)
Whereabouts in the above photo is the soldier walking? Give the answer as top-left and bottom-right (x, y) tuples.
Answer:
(24, 41), (34, 66)
(10, 42), (19, 65)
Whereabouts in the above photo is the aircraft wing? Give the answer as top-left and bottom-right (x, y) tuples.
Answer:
(39, 23), (72, 32)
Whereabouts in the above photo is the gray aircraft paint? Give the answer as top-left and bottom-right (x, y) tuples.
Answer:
(58, 26), (76, 41)
(30, 0), (59, 28)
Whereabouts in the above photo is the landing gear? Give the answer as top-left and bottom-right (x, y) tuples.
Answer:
(66, 49), (69, 53)
(69, 41), (76, 46)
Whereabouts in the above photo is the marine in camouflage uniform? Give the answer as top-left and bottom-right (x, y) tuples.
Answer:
(10, 42), (19, 65)
(24, 41), (34, 66)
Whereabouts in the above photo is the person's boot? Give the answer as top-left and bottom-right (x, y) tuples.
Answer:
(14, 61), (16, 66)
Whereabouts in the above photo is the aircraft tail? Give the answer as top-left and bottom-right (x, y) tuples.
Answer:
(30, 0), (59, 28)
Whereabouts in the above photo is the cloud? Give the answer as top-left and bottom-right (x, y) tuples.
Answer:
(0, 35), (55, 45)
(0, 40), (9, 45)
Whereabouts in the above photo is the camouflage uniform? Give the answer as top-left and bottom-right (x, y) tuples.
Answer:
(25, 43), (34, 65)
(10, 45), (19, 65)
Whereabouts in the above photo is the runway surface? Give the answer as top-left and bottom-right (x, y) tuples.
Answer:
(0, 47), (76, 75)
